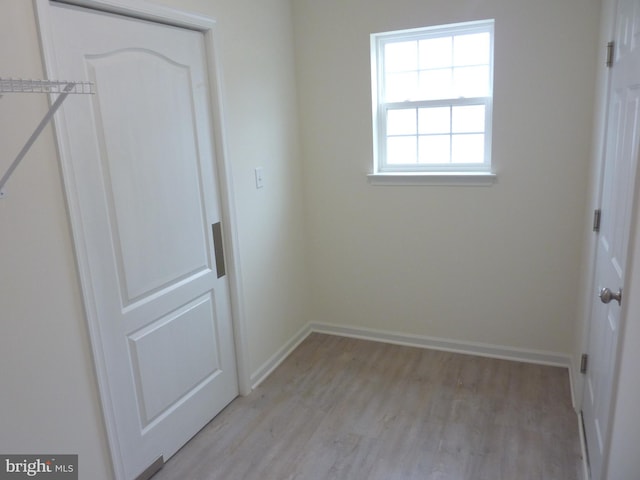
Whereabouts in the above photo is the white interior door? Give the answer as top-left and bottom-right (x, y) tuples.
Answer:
(582, 1), (640, 478)
(43, 2), (238, 478)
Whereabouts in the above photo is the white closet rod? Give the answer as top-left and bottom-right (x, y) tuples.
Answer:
(0, 78), (95, 198)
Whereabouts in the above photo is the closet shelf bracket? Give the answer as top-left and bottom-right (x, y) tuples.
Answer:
(0, 78), (95, 199)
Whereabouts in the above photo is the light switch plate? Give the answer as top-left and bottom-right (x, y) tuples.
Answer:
(255, 167), (264, 189)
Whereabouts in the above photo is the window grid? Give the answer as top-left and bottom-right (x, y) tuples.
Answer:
(384, 100), (489, 167)
(372, 20), (494, 174)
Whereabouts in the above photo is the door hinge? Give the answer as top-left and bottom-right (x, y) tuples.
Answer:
(606, 41), (615, 68)
(593, 209), (601, 232)
(580, 353), (589, 374)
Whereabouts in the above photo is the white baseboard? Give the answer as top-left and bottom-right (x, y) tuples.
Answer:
(249, 323), (312, 389)
(249, 321), (573, 391)
(310, 322), (572, 368)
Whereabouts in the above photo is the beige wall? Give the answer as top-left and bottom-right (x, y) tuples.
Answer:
(154, 0), (310, 380)
(0, 3), (113, 477)
(293, 0), (601, 354)
(0, 0), (308, 476)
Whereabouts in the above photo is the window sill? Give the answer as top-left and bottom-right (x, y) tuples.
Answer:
(367, 171), (497, 186)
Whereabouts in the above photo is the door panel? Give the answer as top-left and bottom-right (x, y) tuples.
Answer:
(582, 0), (640, 477)
(46, 3), (238, 478)
(128, 293), (221, 426)
(89, 50), (210, 301)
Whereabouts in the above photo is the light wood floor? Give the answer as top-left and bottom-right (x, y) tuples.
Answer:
(152, 333), (583, 480)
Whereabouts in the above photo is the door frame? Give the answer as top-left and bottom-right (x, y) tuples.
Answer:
(33, 0), (251, 477)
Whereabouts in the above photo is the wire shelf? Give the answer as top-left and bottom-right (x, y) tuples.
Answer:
(0, 77), (94, 95)
(1, 77), (95, 198)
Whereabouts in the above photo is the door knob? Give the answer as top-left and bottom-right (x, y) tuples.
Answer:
(599, 287), (622, 305)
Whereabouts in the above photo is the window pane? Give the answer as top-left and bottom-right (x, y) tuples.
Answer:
(453, 32), (490, 66)
(418, 68), (453, 100)
(419, 135), (450, 164)
(385, 41), (418, 72)
(385, 71), (418, 102)
(387, 109), (417, 135)
(387, 136), (417, 164)
(418, 107), (450, 134)
(452, 105), (485, 133)
(453, 66), (489, 98)
(419, 36), (452, 69)
(452, 134), (484, 163)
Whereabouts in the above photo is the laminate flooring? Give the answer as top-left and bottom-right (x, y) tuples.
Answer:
(152, 333), (583, 480)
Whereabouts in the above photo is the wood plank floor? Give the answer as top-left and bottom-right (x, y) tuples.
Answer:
(152, 333), (583, 480)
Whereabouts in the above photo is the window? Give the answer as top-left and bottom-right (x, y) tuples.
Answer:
(370, 20), (495, 184)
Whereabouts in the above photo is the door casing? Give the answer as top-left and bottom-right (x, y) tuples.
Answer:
(33, 0), (251, 478)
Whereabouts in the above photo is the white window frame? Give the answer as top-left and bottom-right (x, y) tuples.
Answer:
(369, 20), (496, 186)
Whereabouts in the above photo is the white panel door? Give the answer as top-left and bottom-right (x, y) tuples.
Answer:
(45, 3), (238, 478)
(582, 0), (640, 478)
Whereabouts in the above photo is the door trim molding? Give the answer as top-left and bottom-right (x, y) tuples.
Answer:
(33, 1), (250, 478)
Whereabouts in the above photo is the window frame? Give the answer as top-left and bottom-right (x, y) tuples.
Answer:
(370, 20), (495, 182)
